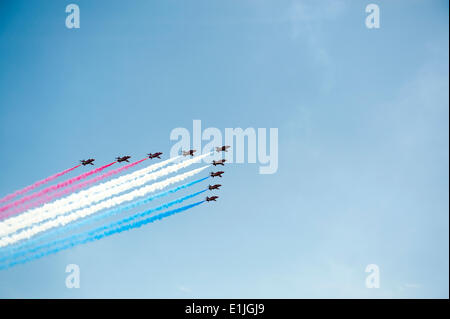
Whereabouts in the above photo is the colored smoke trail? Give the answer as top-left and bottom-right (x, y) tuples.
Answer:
(0, 201), (205, 270)
(0, 177), (209, 260)
(0, 165), (81, 204)
(0, 156), (180, 235)
(0, 162), (116, 218)
(1, 189), (207, 263)
(0, 166), (208, 247)
(0, 158), (147, 223)
(0, 154), (209, 237)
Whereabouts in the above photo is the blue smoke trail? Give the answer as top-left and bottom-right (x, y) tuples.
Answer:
(0, 200), (205, 270)
(0, 187), (207, 265)
(0, 176), (209, 260)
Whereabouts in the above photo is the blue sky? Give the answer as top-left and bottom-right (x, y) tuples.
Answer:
(0, 0), (448, 298)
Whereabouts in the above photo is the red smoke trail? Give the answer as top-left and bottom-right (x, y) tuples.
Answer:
(0, 159), (147, 221)
(0, 165), (81, 204)
(0, 162), (116, 216)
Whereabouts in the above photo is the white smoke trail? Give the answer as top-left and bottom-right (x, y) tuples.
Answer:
(0, 165), (208, 247)
(0, 154), (210, 237)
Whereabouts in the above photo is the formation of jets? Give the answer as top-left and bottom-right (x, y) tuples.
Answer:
(206, 146), (230, 203)
(82, 152), (164, 165)
(80, 145), (231, 204)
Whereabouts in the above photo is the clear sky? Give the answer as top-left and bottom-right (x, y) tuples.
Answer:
(0, 0), (448, 298)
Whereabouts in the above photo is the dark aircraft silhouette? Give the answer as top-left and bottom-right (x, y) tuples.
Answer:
(208, 184), (221, 190)
(216, 146), (231, 152)
(116, 156), (131, 163)
(182, 150), (196, 156)
(210, 171), (224, 178)
(80, 159), (95, 166)
(147, 152), (163, 159)
(212, 159), (226, 166)
(206, 196), (219, 202)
